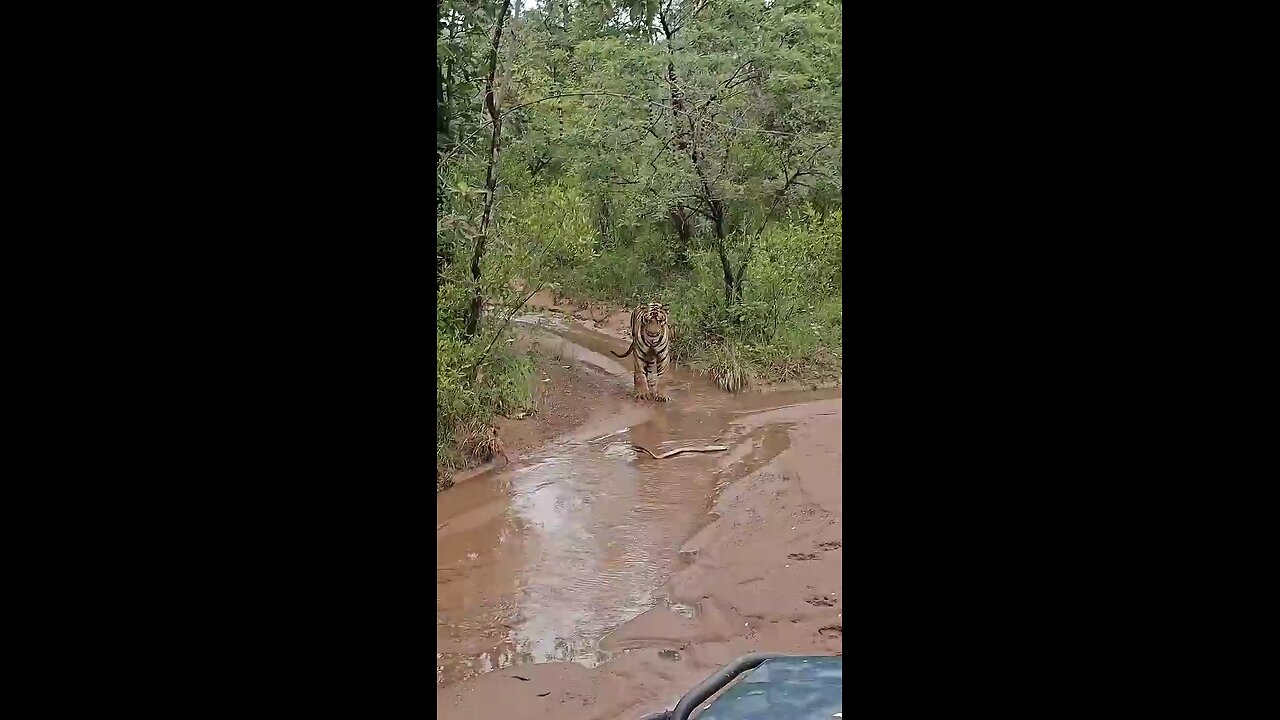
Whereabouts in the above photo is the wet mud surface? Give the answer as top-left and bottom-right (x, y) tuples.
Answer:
(437, 310), (842, 719)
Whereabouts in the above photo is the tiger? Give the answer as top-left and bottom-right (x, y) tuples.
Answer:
(611, 302), (672, 402)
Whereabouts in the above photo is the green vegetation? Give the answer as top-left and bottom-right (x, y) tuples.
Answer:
(437, 0), (842, 484)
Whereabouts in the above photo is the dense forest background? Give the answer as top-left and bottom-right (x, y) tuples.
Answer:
(438, 0), (842, 472)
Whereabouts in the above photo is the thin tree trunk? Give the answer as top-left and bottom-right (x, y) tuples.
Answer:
(435, 1), (448, 293)
(710, 202), (735, 305)
(670, 207), (691, 267)
(599, 196), (612, 244)
(661, 3), (735, 304)
(463, 0), (514, 339)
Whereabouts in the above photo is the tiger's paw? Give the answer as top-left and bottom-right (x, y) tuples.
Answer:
(653, 394), (670, 402)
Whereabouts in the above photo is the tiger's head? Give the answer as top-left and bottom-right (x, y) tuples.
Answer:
(638, 302), (669, 344)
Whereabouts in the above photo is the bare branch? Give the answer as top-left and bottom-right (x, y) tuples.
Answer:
(734, 142), (832, 288)
(469, 282), (545, 376)
(676, 202), (717, 223)
(722, 59), (752, 87)
(440, 90), (666, 170)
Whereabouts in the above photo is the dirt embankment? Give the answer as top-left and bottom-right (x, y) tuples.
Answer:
(446, 349), (632, 488)
(442, 295), (633, 488)
(492, 291), (636, 458)
(437, 400), (843, 720)
(524, 289), (636, 340)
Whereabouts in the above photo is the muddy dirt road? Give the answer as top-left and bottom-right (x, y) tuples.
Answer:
(437, 312), (842, 719)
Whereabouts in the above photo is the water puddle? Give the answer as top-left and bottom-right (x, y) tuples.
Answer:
(437, 314), (840, 687)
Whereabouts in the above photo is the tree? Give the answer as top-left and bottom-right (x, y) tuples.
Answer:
(463, 0), (515, 338)
(505, 0), (841, 305)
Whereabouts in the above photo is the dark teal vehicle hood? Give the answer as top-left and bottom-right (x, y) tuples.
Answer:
(694, 657), (842, 720)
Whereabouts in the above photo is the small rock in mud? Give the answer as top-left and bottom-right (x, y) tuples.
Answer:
(658, 649), (681, 661)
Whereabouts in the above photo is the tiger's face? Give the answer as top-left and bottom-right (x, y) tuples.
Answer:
(639, 303), (669, 343)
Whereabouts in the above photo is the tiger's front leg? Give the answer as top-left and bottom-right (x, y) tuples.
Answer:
(648, 372), (669, 402)
(632, 354), (650, 400)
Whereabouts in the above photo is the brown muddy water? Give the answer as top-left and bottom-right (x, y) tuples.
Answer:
(436, 314), (841, 688)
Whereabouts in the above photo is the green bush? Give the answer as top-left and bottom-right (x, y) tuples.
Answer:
(435, 257), (536, 475)
(436, 324), (535, 468)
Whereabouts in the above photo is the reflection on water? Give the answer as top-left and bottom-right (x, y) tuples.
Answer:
(436, 319), (840, 687)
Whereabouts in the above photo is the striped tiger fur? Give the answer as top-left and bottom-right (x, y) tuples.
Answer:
(611, 302), (671, 402)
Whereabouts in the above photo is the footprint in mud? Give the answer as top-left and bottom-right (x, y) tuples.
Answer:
(788, 552), (819, 561)
(806, 596), (836, 607)
(818, 541), (842, 550)
(818, 624), (842, 638)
